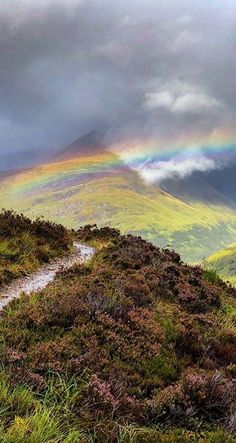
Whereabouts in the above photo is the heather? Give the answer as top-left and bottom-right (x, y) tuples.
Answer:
(0, 225), (236, 442)
(0, 210), (72, 287)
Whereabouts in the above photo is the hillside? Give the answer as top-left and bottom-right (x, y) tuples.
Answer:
(204, 161), (236, 206)
(1, 135), (236, 262)
(161, 168), (236, 209)
(0, 210), (72, 287)
(0, 223), (236, 442)
(206, 244), (236, 286)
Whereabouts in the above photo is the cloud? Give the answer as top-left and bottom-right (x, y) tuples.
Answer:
(143, 83), (224, 114)
(173, 93), (222, 113)
(144, 91), (222, 114)
(144, 91), (174, 111)
(0, 0), (236, 172)
(136, 152), (216, 183)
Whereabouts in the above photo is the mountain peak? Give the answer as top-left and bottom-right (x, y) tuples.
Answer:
(55, 131), (105, 161)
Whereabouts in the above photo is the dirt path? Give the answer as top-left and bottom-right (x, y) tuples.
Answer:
(0, 242), (95, 310)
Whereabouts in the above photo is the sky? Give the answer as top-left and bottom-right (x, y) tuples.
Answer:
(0, 0), (236, 178)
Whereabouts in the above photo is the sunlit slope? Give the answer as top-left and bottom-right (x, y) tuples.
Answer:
(206, 244), (236, 285)
(1, 149), (236, 261)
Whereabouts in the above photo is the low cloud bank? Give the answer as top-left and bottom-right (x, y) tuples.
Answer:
(135, 153), (215, 183)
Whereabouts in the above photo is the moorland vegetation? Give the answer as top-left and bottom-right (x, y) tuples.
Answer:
(0, 216), (236, 442)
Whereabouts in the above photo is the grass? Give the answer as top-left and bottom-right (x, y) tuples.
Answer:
(203, 268), (223, 285)
(0, 369), (234, 442)
(0, 368), (234, 443)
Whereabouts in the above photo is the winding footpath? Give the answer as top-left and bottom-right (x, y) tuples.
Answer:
(0, 242), (95, 310)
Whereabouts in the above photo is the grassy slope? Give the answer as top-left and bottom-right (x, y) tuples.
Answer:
(0, 210), (72, 287)
(1, 151), (236, 262)
(0, 225), (236, 442)
(206, 244), (236, 286)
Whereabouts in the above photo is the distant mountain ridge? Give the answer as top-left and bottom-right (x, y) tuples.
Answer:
(160, 162), (236, 210)
(206, 161), (236, 205)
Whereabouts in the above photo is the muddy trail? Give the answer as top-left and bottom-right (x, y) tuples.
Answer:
(0, 242), (95, 310)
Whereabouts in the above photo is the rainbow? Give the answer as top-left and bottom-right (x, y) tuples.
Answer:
(115, 127), (236, 167)
(5, 150), (126, 196)
(4, 127), (236, 196)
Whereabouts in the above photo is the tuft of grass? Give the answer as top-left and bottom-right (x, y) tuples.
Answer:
(0, 371), (86, 443)
(203, 268), (222, 285)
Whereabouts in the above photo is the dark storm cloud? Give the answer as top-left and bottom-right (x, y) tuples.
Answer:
(0, 0), (236, 170)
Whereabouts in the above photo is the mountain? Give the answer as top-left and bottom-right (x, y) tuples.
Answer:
(1, 220), (236, 441)
(206, 243), (236, 286)
(160, 164), (236, 209)
(55, 130), (105, 160)
(1, 132), (236, 262)
(206, 162), (236, 205)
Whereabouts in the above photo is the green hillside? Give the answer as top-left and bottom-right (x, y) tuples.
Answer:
(206, 244), (236, 286)
(1, 149), (236, 262)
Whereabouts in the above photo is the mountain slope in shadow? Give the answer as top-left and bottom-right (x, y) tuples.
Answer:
(161, 160), (236, 209)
